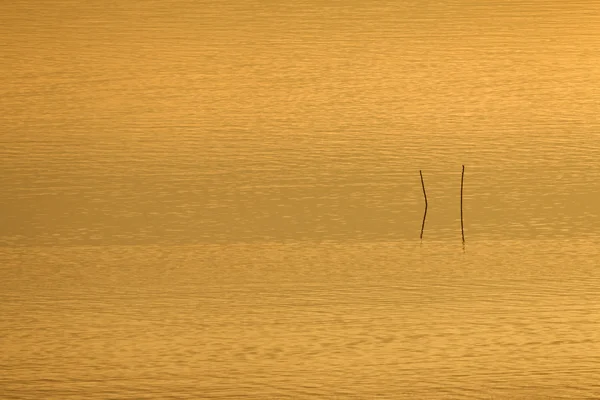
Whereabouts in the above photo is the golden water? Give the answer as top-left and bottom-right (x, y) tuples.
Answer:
(2, 0), (600, 398)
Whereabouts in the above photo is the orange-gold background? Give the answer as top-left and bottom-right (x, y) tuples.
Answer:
(1, 1), (600, 398)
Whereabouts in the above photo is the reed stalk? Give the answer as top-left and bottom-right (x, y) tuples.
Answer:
(460, 165), (465, 244)
(420, 170), (427, 240)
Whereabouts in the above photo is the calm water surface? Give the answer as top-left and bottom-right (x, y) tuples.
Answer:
(2, 241), (600, 399)
(2, 0), (600, 398)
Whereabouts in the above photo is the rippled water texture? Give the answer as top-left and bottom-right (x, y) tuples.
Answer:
(2, 241), (600, 399)
(2, 0), (600, 398)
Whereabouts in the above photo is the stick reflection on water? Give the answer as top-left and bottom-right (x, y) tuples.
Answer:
(461, 165), (465, 244)
(420, 170), (427, 240)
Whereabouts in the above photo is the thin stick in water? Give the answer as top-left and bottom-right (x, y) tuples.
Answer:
(420, 170), (427, 240)
(460, 165), (465, 244)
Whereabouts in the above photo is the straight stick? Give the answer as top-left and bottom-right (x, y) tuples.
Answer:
(460, 165), (465, 244)
(420, 170), (427, 240)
